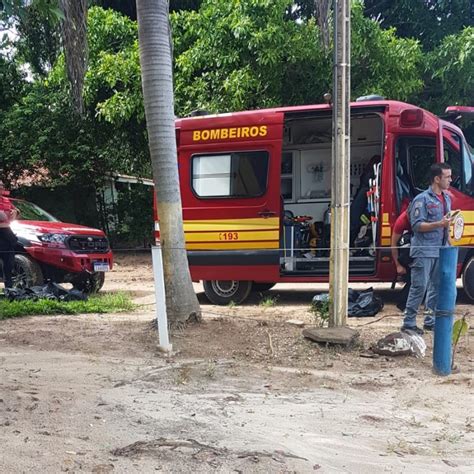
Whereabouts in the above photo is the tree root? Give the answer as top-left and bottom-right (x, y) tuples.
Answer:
(111, 437), (308, 462)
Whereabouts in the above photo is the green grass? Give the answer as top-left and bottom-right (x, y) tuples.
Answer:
(0, 292), (136, 319)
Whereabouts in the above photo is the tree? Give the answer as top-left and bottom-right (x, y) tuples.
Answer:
(350, 2), (423, 101)
(421, 26), (474, 114)
(363, 0), (471, 51)
(1, 0), (89, 114)
(171, 0), (423, 114)
(59, 0), (88, 114)
(136, 0), (201, 325)
(15, 1), (61, 76)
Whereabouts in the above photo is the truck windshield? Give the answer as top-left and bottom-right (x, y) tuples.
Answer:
(12, 199), (59, 222)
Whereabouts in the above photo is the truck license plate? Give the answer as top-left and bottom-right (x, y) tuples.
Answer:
(93, 262), (110, 272)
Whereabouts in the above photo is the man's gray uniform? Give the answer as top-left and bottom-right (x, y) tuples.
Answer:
(403, 187), (451, 329)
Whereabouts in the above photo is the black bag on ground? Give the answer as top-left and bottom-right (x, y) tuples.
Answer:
(4, 282), (87, 302)
(347, 287), (384, 317)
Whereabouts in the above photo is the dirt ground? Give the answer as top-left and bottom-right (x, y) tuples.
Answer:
(0, 251), (473, 473)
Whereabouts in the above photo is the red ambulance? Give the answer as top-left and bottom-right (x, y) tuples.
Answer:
(166, 98), (474, 304)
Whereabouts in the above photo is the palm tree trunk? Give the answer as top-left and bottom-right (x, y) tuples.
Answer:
(60, 0), (88, 115)
(315, 0), (331, 51)
(136, 0), (201, 326)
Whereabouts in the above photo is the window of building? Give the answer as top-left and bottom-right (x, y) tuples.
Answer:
(192, 151), (269, 198)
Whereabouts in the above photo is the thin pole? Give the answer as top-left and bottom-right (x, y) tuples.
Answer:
(151, 245), (173, 352)
(329, 0), (351, 327)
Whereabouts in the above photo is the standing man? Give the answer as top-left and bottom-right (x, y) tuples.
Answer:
(402, 163), (453, 334)
(0, 179), (18, 290)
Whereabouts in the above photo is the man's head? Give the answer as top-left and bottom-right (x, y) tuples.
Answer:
(430, 163), (452, 191)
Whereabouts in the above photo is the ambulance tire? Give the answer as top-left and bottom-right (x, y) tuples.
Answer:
(252, 283), (276, 292)
(12, 254), (44, 289)
(203, 280), (252, 305)
(462, 257), (474, 302)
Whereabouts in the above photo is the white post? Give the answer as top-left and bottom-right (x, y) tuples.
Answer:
(151, 245), (172, 352)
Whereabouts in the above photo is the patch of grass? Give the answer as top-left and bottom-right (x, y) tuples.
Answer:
(175, 366), (191, 385)
(0, 292), (135, 319)
(259, 295), (278, 308)
(227, 300), (236, 309)
(204, 360), (217, 379)
(309, 296), (330, 327)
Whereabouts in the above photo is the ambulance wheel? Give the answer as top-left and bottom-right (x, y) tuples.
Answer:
(252, 283), (276, 292)
(203, 280), (252, 305)
(462, 257), (474, 302)
(12, 254), (44, 289)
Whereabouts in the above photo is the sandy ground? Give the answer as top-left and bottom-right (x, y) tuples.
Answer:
(0, 251), (473, 473)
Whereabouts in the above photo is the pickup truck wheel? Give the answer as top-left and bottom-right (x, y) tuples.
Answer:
(462, 257), (474, 302)
(203, 280), (252, 305)
(73, 272), (105, 294)
(12, 254), (44, 289)
(252, 283), (275, 292)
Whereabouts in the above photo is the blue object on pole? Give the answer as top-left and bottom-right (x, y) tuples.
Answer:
(433, 246), (459, 376)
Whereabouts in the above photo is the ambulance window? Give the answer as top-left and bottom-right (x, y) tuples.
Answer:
(444, 131), (473, 195)
(192, 151), (269, 198)
(396, 137), (436, 191)
(443, 138), (462, 190)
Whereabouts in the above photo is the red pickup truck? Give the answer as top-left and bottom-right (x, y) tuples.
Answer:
(2, 197), (113, 293)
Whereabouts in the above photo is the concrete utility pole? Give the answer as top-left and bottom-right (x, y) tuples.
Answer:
(329, 0), (351, 327)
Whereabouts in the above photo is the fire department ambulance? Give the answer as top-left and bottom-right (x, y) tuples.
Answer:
(169, 98), (474, 304)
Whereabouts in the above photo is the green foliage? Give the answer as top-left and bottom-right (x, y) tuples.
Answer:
(351, 2), (424, 101)
(309, 295), (330, 327)
(0, 55), (26, 111)
(0, 7), (150, 187)
(421, 27), (474, 114)
(363, 0), (471, 51)
(100, 183), (154, 247)
(259, 295), (278, 307)
(14, 1), (61, 76)
(172, 0), (328, 114)
(0, 79), (149, 186)
(171, 0), (424, 115)
(451, 314), (469, 370)
(452, 317), (469, 345)
(0, 291), (135, 319)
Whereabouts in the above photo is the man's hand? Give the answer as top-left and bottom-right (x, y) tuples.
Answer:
(439, 215), (452, 228)
(396, 263), (407, 275)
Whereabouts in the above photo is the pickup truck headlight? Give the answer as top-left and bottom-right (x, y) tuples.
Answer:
(38, 233), (68, 247)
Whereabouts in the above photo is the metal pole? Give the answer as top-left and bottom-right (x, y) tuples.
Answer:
(151, 245), (173, 352)
(433, 246), (458, 376)
(329, 0), (351, 327)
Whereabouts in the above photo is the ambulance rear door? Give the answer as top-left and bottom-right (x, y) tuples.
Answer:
(177, 111), (285, 283)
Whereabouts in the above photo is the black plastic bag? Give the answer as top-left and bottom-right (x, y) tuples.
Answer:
(348, 287), (384, 317)
(4, 282), (87, 302)
(312, 288), (383, 318)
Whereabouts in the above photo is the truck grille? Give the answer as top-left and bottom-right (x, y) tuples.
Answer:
(67, 235), (109, 253)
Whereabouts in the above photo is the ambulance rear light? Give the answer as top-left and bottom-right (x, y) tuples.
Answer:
(445, 106), (474, 115)
(400, 108), (423, 127)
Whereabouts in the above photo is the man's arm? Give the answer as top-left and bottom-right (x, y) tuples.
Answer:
(417, 217), (451, 232)
(410, 198), (451, 233)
